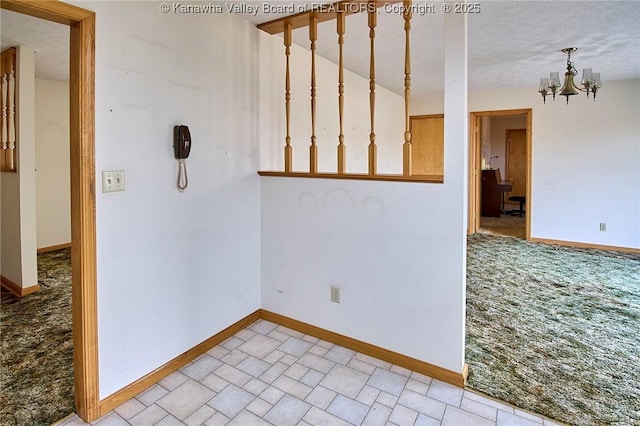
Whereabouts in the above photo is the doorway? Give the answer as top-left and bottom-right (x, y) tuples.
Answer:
(468, 109), (532, 240)
(0, 1), (99, 422)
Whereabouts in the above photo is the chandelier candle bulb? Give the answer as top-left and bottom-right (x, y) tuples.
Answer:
(538, 48), (602, 104)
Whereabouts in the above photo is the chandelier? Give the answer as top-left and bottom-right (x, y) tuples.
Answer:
(538, 48), (602, 104)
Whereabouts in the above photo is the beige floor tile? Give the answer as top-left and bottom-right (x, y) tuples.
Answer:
(207, 384), (255, 419)
(362, 402), (393, 426)
(320, 364), (369, 398)
(442, 405), (495, 425)
(157, 371), (190, 391)
(327, 394), (369, 425)
(398, 389), (447, 420)
(497, 410), (543, 426)
(156, 380), (215, 420)
(236, 356), (271, 377)
(427, 379), (464, 407)
(113, 398), (145, 419)
(92, 413), (129, 426)
(246, 398), (273, 417)
(388, 404), (418, 425)
(227, 410), (272, 426)
(181, 354), (223, 381)
(298, 352), (336, 374)
(278, 336), (314, 357)
(367, 368), (409, 397)
(302, 406), (351, 426)
(183, 405), (216, 426)
(221, 349), (249, 366)
(249, 320), (278, 335)
(305, 385), (338, 410)
(135, 384), (169, 406)
(272, 375), (313, 399)
(356, 385), (380, 406)
(243, 377), (269, 395)
(128, 404), (168, 426)
(237, 334), (281, 358)
(263, 394), (311, 426)
(460, 396), (498, 421)
(214, 364), (252, 387)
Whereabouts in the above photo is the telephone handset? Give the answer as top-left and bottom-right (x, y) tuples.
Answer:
(173, 125), (191, 191)
(174, 125), (191, 159)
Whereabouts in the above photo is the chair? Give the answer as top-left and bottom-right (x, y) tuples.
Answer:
(508, 195), (526, 216)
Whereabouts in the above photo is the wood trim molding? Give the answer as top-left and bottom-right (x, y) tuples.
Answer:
(99, 310), (262, 414)
(1, 1), (100, 422)
(258, 171), (443, 184)
(468, 109), (532, 241)
(260, 310), (468, 387)
(529, 237), (640, 254)
(37, 242), (72, 254)
(1, 275), (40, 297)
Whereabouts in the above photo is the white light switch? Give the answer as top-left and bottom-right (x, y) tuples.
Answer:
(102, 170), (125, 193)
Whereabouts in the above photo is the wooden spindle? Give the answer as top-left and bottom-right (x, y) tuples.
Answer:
(309, 15), (318, 173)
(337, 11), (346, 174)
(367, 0), (377, 175)
(1, 73), (7, 154)
(402, 0), (412, 176)
(7, 68), (15, 171)
(284, 23), (292, 173)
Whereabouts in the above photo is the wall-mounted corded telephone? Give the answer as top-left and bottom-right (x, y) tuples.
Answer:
(173, 125), (191, 192)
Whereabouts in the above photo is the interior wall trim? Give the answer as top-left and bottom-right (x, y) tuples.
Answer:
(0, 274), (40, 297)
(1, 0), (100, 421)
(260, 310), (468, 388)
(530, 237), (640, 254)
(98, 310), (262, 415)
(37, 243), (72, 254)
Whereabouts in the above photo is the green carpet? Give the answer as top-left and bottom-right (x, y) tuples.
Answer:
(0, 249), (74, 426)
(466, 234), (640, 425)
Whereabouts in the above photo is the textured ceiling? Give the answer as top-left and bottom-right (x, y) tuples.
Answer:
(0, 8), (69, 82)
(2, 1), (638, 100)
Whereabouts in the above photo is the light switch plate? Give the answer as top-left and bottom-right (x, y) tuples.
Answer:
(102, 170), (125, 193)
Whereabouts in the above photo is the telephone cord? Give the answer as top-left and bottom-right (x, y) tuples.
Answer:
(177, 159), (188, 192)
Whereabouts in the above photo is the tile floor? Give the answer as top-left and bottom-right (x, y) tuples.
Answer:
(57, 320), (562, 426)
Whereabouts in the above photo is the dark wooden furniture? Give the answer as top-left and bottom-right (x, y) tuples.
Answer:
(482, 169), (501, 217)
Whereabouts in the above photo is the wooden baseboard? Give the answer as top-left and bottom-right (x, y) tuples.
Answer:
(260, 310), (467, 388)
(37, 242), (72, 254)
(98, 310), (262, 415)
(530, 237), (640, 254)
(0, 275), (41, 297)
(99, 308), (468, 416)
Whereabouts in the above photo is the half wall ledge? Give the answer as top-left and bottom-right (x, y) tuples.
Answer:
(258, 171), (444, 184)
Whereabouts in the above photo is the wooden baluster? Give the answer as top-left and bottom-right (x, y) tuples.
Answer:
(403, 0), (412, 176)
(1, 73), (7, 157)
(367, 0), (377, 175)
(309, 14), (318, 173)
(337, 11), (346, 174)
(284, 23), (292, 173)
(7, 67), (15, 171)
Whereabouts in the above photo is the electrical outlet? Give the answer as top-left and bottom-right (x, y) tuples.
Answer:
(102, 170), (125, 193)
(331, 286), (340, 304)
(599, 223), (607, 232)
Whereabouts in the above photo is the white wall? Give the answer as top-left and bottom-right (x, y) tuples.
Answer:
(0, 46), (38, 288)
(35, 79), (71, 249)
(76, 2), (262, 398)
(414, 79), (640, 249)
(488, 115), (526, 177)
(260, 14), (468, 375)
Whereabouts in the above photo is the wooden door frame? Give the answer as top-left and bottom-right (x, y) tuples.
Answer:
(1, 1), (99, 422)
(468, 109), (532, 240)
